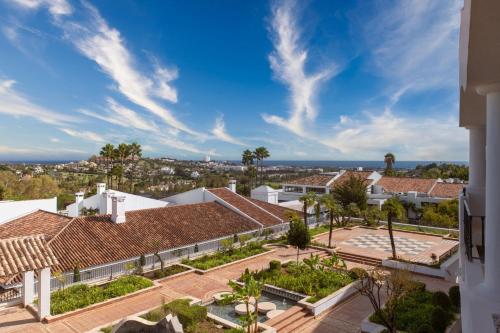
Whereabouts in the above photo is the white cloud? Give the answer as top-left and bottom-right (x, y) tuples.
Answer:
(263, 0), (336, 136)
(50, 137), (60, 143)
(11, 0), (72, 16)
(211, 116), (245, 146)
(363, 0), (460, 94)
(80, 98), (159, 133)
(60, 128), (106, 143)
(56, 2), (200, 137)
(0, 79), (77, 125)
(156, 135), (205, 154)
(322, 109), (467, 161)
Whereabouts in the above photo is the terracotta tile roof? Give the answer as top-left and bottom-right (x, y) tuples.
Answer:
(429, 183), (464, 198)
(330, 171), (372, 188)
(49, 202), (260, 272)
(0, 210), (72, 241)
(248, 198), (299, 220)
(376, 177), (437, 194)
(285, 175), (335, 187)
(208, 188), (283, 227)
(0, 235), (58, 278)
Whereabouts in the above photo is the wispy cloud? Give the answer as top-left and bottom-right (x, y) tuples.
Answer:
(362, 0), (460, 95)
(262, 0), (336, 136)
(60, 128), (106, 143)
(211, 115), (245, 146)
(80, 98), (159, 133)
(11, 0), (72, 16)
(0, 79), (77, 125)
(55, 2), (200, 137)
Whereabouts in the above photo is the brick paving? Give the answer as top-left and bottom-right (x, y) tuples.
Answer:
(315, 227), (458, 264)
(0, 244), (456, 333)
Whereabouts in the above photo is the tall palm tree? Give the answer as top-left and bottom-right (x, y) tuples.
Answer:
(321, 194), (337, 248)
(99, 144), (115, 188)
(299, 192), (317, 227)
(241, 149), (255, 192)
(115, 143), (131, 190)
(382, 197), (405, 259)
(128, 142), (142, 192)
(384, 153), (396, 176)
(254, 147), (270, 185)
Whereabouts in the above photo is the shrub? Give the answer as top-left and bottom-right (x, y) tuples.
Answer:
(431, 307), (449, 333)
(411, 323), (435, 333)
(411, 281), (427, 293)
(73, 265), (81, 283)
(348, 267), (367, 280)
(269, 260), (281, 271)
(153, 265), (189, 279)
(432, 291), (451, 311)
(448, 286), (460, 308)
(164, 299), (207, 329)
(139, 254), (146, 266)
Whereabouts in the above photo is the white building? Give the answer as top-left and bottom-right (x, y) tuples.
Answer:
(251, 185), (279, 205)
(0, 197), (57, 224)
(458, 1), (500, 331)
(65, 183), (169, 217)
(160, 166), (175, 175)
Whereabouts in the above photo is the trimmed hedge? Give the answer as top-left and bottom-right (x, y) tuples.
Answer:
(51, 275), (153, 315)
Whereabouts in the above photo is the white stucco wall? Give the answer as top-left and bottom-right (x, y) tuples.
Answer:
(0, 197), (57, 224)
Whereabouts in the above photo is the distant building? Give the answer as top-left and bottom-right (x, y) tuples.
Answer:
(204, 155), (211, 162)
(0, 197), (57, 225)
(190, 171), (200, 179)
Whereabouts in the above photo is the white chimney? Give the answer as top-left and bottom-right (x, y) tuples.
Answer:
(74, 192), (84, 217)
(100, 190), (115, 215)
(111, 196), (126, 223)
(96, 183), (106, 195)
(228, 179), (236, 193)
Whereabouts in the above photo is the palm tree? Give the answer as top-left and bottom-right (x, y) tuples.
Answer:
(99, 144), (115, 188)
(226, 276), (263, 333)
(384, 153), (396, 176)
(299, 192), (317, 227)
(320, 194), (337, 248)
(382, 197), (405, 259)
(254, 147), (270, 185)
(128, 142), (142, 192)
(115, 143), (131, 190)
(241, 149), (255, 191)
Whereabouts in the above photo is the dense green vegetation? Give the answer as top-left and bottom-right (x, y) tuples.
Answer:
(370, 286), (459, 333)
(420, 199), (459, 228)
(244, 256), (354, 304)
(144, 264), (191, 279)
(181, 241), (267, 270)
(51, 275), (153, 315)
(414, 163), (468, 180)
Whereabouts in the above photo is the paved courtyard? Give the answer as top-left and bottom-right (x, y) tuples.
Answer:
(314, 226), (458, 264)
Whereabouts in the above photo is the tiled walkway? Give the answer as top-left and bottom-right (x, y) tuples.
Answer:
(0, 244), (456, 333)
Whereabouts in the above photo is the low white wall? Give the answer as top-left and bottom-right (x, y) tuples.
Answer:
(0, 197), (57, 224)
(382, 253), (459, 280)
(298, 280), (361, 316)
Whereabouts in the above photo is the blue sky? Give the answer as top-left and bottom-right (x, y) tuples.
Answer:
(0, 0), (467, 161)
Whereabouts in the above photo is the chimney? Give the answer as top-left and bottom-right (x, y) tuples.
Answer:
(111, 196), (126, 223)
(74, 192), (84, 217)
(96, 183), (106, 195)
(100, 190), (115, 215)
(228, 179), (236, 193)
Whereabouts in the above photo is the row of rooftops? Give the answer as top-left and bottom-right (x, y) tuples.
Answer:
(0, 187), (294, 284)
(284, 170), (464, 198)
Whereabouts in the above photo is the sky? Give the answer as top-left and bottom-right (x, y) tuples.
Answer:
(0, 0), (467, 161)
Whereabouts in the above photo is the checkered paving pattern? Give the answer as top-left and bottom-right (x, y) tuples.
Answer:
(341, 234), (435, 256)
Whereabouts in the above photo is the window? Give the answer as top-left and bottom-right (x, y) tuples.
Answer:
(284, 186), (303, 193)
(305, 187), (326, 194)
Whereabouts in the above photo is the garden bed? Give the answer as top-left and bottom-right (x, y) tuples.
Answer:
(367, 285), (460, 333)
(143, 264), (192, 280)
(48, 275), (154, 316)
(182, 241), (269, 270)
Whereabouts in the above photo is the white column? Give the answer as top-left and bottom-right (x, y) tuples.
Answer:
(37, 267), (51, 320)
(467, 125), (486, 214)
(22, 270), (34, 306)
(478, 84), (500, 292)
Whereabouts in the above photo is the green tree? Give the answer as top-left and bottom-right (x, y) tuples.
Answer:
(253, 147), (270, 185)
(299, 192), (317, 227)
(128, 142), (142, 192)
(100, 144), (115, 188)
(332, 174), (368, 210)
(382, 197), (405, 259)
(115, 143), (131, 190)
(241, 149), (255, 191)
(384, 152), (396, 176)
(287, 216), (311, 262)
(320, 194), (337, 248)
(225, 275), (263, 333)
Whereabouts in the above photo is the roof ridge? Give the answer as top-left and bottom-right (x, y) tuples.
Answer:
(46, 216), (77, 246)
(207, 189), (264, 228)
